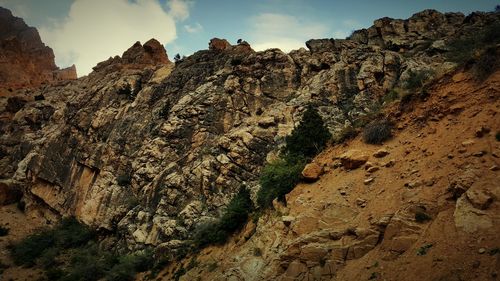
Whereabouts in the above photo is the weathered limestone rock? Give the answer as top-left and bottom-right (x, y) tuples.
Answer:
(454, 194), (493, 233)
(209, 38), (231, 51)
(301, 163), (323, 182)
(373, 149), (390, 158)
(466, 189), (494, 210)
(1, 9), (498, 263)
(340, 150), (369, 170)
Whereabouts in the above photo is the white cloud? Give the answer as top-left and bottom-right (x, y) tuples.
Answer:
(167, 0), (191, 21)
(248, 13), (329, 52)
(39, 0), (191, 76)
(184, 22), (203, 33)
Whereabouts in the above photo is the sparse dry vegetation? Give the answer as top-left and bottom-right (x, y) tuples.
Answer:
(362, 119), (392, 144)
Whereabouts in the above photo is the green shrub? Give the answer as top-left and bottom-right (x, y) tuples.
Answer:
(38, 247), (59, 269)
(173, 266), (186, 281)
(193, 187), (254, 248)
(257, 157), (305, 209)
(10, 217), (155, 281)
(473, 47), (498, 81)
(0, 226), (9, 236)
(11, 217), (93, 267)
(193, 222), (228, 248)
(11, 229), (56, 266)
(496, 132), (500, 141)
(283, 105), (331, 159)
(362, 120), (392, 144)
(218, 187), (253, 233)
(446, 36), (479, 65)
(105, 253), (153, 281)
(446, 22), (500, 67)
(382, 89), (399, 104)
(333, 126), (358, 144)
(416, 244), (433, 256)
(46, 268), (65, 280)
(404, 69), (433, 90)
(53, 217), (94, 249)
(59, 244), (118, 281)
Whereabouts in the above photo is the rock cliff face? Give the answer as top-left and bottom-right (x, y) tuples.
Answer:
(0, 8), (498, 265)
(0, 7), (76, 91)
(155, 68), (499, 280)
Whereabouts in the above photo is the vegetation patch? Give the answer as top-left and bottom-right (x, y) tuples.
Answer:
(282, 105), (332, 159)
(362, 119), (392, 144)
(404, 69), (433, 90)
(446, 22), (500, 80)
(333, 126), (358, 144)
(193, 187), (253, 248)
(417, 243), (433, 256)
(257, 157), (305, 209)
(9, 217), (154, 281)
(473, 47), (498, 81)
(257, 105), (330, 208)
(382, 89), (399, 104)
(11, 217), (93, 266)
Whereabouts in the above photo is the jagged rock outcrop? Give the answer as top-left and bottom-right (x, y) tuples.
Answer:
(0, 7), (76, 91)
(0, 9), (498, 262)
(93, 38), (171, 73)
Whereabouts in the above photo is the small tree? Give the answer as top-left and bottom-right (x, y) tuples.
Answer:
(257, 158), (305, 208)
(283, 105), (332, 159)
(219, 187), (253, 232)
(193, 187), (254, 248)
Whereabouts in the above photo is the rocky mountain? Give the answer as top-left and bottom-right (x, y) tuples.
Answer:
(154, 69), (500, 280)
(0, 8), (499, 281)
(0, 7), (76, 92)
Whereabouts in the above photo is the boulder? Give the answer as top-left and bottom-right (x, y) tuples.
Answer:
(340, 150), (369, 170)
(305, 38), (336, 53)
(121, 39), (170, 65)
(373, 149), (390, 158)
(209, 38), (231, 51)
(301, 163), (323, 182)
(466, 189), (494, 210)
(454, 194), (493, 233)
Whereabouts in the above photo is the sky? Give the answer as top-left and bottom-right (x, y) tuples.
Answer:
(0, 0), (498, 76)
